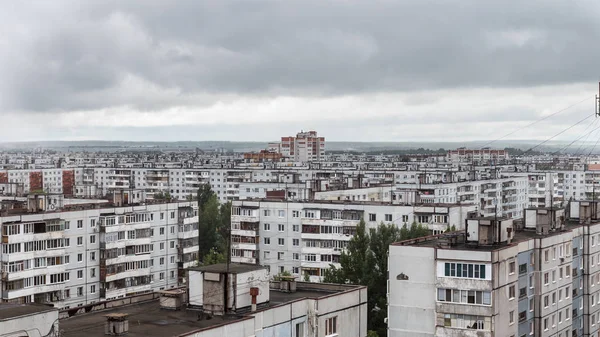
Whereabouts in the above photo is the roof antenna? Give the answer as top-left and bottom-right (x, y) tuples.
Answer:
(595, 82), (600, 117)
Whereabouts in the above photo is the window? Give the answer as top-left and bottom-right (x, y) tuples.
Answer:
(170, 241), (175, 248)
(77, 237), (83, 246)
(77, 254), (83, 262)
(292, 210), (300, 218)
(509, 261), (515, 274)
(509, 286), (515, 299)
(264, 223), (270, 231)
(160, 242), (165, 250)
(77, 270), (83, 279)
(90, 235), (96, 244)
(77, 220), (83, 229)
(264, 238), (270, 245)
(544, 295), (549, 308)
(278, 224), (285, 232)
(89, 252), (96, 261)
(91, 219), (96, 227)
(278, 238), (284, 246)
(77, 287), (83, 296)
(293, 253), (300, 260)
(293, 225), (299, 232)
(443, 314), (490, 330)
(519, 263), (527, 274)
(90, 268), (96, 278)
(544, 272), (549, 285)
(293, 239), (299, 246)
(545, 250), (549, 263)
(437, 288), (492, 305)
(90, 285), (96, 294)
(160, 257), (165, 265)
(160, 227), (165, 235)
(263, 210), (271, 217)
(278, 252), (284, 260)
(159, 272), (165, 280)
(278, 210), (285, 218)
(325, 316), (337, 336)
(264, 251), (270, 259)
(443, 262), (487, 279)
(385, 214), (393, 222)
(509, 311), (514, 324)
(369, 213), (376, 222)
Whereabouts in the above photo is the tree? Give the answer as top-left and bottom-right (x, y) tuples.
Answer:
(203, 247), (226, 265)
(198, 193), (221, 263)
(197, 184), (213, 213)
(323, 219), (431, 336)
(217, 202), (232, 254)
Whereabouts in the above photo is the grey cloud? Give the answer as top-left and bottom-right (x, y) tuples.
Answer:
(2, 0), (600, 113)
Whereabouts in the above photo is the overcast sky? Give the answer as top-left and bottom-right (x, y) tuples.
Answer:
(2, 0), (600, 143)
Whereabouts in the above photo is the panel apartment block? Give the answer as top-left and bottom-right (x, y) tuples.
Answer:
(388, 202), (600, 337)
(231, 199), (477, 282)
(0, 201), (199, 309)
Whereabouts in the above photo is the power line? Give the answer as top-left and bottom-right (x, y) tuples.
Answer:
(480, 96), (594, 149)
(573, 118), (600, 156)
(524, 114), (594, 154)
(552, 118), (600, 156)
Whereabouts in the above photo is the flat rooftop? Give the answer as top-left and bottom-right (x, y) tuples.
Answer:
(0, 303), (57, 321)
(191, 263), (267, 274)
(393, 221), (584, 252)
(60, 286), (346, 337)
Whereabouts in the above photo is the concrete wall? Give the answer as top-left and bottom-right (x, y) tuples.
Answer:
(235, 269), (269, 309)
(189, 270), (203, 307)
(1, 310), (58, 337)
(388, 245), (436, 337)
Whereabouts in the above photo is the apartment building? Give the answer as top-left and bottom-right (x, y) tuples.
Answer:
(387, 201), (600, 337)
(447, 147), (510, 164)
(230, 200), (477, 282)
(0, 199), (199, 309)
(508, 172), (563, 208)
(269, 130), (326, 162)
(395, 175), (529, 219)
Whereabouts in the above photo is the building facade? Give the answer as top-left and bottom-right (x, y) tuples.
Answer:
(0, 201), (198, 309)
(230, 200), (477, 282)
(387, 201), (600, 337)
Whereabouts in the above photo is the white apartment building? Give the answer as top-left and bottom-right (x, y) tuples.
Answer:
(230, 200), (477, 282)
(395, 175), (529, 219)
(388, 203), (600, 337)
(0, 200), (199, 309)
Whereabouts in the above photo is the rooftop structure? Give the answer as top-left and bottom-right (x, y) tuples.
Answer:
(60, 270), (367, 337)
(0, 303), (59, 336)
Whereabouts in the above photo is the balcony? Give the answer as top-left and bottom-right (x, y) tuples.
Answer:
(106, 268), (152, 282)
(231, 215), (259, 223)
(231, 256), (256, 264)
(231, 242), (257, 251)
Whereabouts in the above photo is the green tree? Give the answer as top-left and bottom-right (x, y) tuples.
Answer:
(367, 331), (379, 337)
(217, 202), (232, 254)
(198, 193), (221, 263)
(203, 247), (226, 265)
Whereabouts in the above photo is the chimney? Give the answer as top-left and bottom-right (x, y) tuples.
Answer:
(250, 287), (259, 312)
(104, 313), (129, 335)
